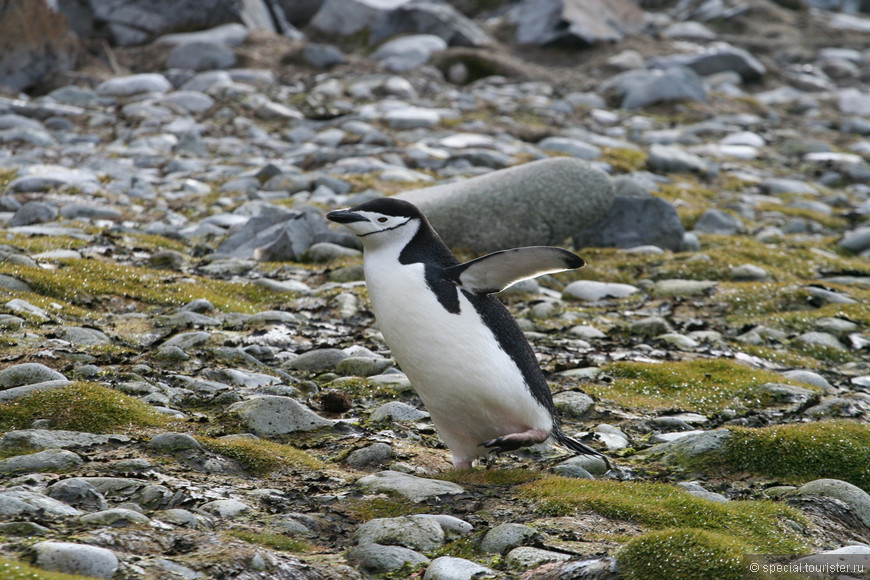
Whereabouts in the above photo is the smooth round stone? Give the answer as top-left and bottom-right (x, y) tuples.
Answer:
(656, 333), (700, 349)
(796, 479), (870, 528)
(33, 542), (119, 579)
(80, 508), (151, 526)
(288, 348), (349, 371)
(346, 443), (392, 468)
(96, 73), (171, 96)
(506, 546), (572, 569)
(346, 543), (430, 574)
(781, 370), (833, 391)
(652, 279), (718, 296)
(795, 332), (845, 350)
(630, 316), (672, 338)
(693, 208), (742, 234)
(569, 325), (606, 339)
(304, 242), (362, 262)
(199, 499), (251, 518)
(227, 396), (334, 435)
(61, 326), (111, 346)
(47, 479), (108, 512)
(0, 274), (32, 292)
(0, 363), (67, 388)
(370, 401), (429, 422)
(384, 107), (441, 129)
(480, 523), (538, 554)
(356, 471), (464, 502)
(552, 391), (594, 418)
(163, 331), (211, 350)
(166, 41), (236, 71)
(0, 449), (83, 474)
(563, 281), (639, 301)
(731, 263), (769, 281)
(840, 227), (870, 253)
(160, 90), (215, 112)
(424, 556), (497, 580)
(11, 201), (57, 226)
(148, 432), (202, 452)
(537, 136), (601, 160)
(353, 515), (445, 552)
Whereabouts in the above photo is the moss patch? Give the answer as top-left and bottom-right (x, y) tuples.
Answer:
(0, 557), (96, 580)
(227, 529), (312, 553)
(437, 468), (541, 487)
(617, 528), (747, 580)
(343, 497), (432, 521)
(199, 435), (325, 476)
(602, 147), (648, 173)
(0, 381), (168, 434)
(0, 258), (276, 313)
(588, 358), (815, 413)
(519, 477), (807, 554)
(722, 420), (870, 492)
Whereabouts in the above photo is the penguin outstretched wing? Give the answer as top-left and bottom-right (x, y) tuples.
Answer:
(444, 246), (584, 295)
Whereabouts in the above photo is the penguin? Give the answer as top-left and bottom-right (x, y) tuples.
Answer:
(327, 197), (608, 470)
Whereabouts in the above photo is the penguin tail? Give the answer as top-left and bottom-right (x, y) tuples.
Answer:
(552, 427), (612, 470)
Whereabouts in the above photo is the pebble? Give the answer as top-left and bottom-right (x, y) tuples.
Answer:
(563, 280), (639, 301)
(370, 401), (430, 422)
(480, 523), (539, 554)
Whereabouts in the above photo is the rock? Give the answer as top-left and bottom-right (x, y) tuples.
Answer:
(424, 556), (497, 580)
(346, 443), (393, 468)
(398, 158), (614, 254)
(512, 0), (646, 46)
(60, 0), (281, 46)
(335, 356), (393, 377)
(199, 498), (252, 518)
(354, 515), (445, 551)
(574, 196), (685, 251)
(507, 546), (572, 569)
(652, 279), (718, 296)
(356, 471), (464, 502)
(311, 0), (490, 47)
(11, 201), (58, 226)
(303, 43), (346, 69)
(647, 143), (713, 175)
(601, 66), (707, 109)
(480, 522), (539, 554)
(648, 42), (766, 82)
(155, 23), (248, 47)
(96, 73), (172, 96)
(227, 396), (335, 435)
(62, 326), (112, 346)
(372, 34), (447, 72)
(0, 363), (67, 388)
(0, 429), (129, 452)
(796, 479), (870, 528)
(555, 454), (608, 477)
(148, 432), (202, 452)
(731, 264), (769, 281)
(0, 0), (77, 92)
(840, 226), (870, 253)
(563, 280), (639, 301)
(370, 401), (429, 422)
(538, 136), (601, 160)
(552, 391), (594, 418)
(288, 348), (349, 371)
(216, 210), (345, 262)
(47, 479), (108, 512)
(641, 430), (731, 465)
(781, 370), (833, 391)
(80, 508), (152, 526)
(795, 332), (845, 350)
(0, 449), (83, 474)
(166, 42), (236, 71)
(346, 543), (430, 575)
(33, 541), (119, 579)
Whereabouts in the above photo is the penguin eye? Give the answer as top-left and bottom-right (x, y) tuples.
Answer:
(377, 217), (388, 223)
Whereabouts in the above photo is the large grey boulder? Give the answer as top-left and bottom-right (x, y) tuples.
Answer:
(397, 158), (614, 254)
(795, 479), (870, 528)
(647, 42), (767, 82)
(357, 471), (465, 502)
(601, 66), (707, 109)
(33, 542), (119, 579)
(511, 0), (647, 46)
(310, 0), (491, 47)
(56, 0), (283, 46)
(573, 196), (685, 251)
(0, 0), (77, 92)
(227, 396), (335, 435)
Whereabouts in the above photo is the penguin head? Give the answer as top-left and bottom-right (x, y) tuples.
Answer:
(327, 198), (422, 244)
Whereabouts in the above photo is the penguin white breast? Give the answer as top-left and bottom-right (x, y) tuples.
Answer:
(362, 246), (553, 463)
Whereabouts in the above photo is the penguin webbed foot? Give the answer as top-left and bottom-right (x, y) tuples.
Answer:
(478, 429), (549, 454)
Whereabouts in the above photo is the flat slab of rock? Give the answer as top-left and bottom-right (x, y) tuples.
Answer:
(357, 471), (464, 502)
(398, 158), (614, 254)
(227, 396), (335, 435)
(0, 429), (130, 452)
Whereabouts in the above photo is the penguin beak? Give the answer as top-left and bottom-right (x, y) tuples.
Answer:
(326, 209), (367, 224)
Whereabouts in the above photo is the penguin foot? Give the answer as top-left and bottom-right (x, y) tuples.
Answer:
(478, 429), (550, 453)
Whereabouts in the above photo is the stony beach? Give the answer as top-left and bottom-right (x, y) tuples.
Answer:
(1, 0), (870, 578)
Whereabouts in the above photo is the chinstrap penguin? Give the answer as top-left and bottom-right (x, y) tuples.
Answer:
(327, 198), (608, 470)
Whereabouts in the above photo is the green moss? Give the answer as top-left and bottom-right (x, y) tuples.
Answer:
(437, 468), (541, 487)
(519, 477), (807, 554)
(617, 528), (746, 580)
(602, 147), (649, 174)
(0, 557), (96, 580)
(227, 529), (312, 553)
(343, 497), (432, 521)
(0, 258), (277, 312)
(722, 421), (870, 492)
(588, 358), (816, 413)
(0, 381), (168, 434)
(199, 435), (325, 476)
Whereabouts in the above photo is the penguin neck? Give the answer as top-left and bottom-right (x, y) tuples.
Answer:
(397, 219), (460, 269)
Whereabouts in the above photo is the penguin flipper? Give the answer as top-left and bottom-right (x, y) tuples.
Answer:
(445, 246), (585, 295)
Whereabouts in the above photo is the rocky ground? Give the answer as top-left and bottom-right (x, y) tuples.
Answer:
(2, 1), (870, 579)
